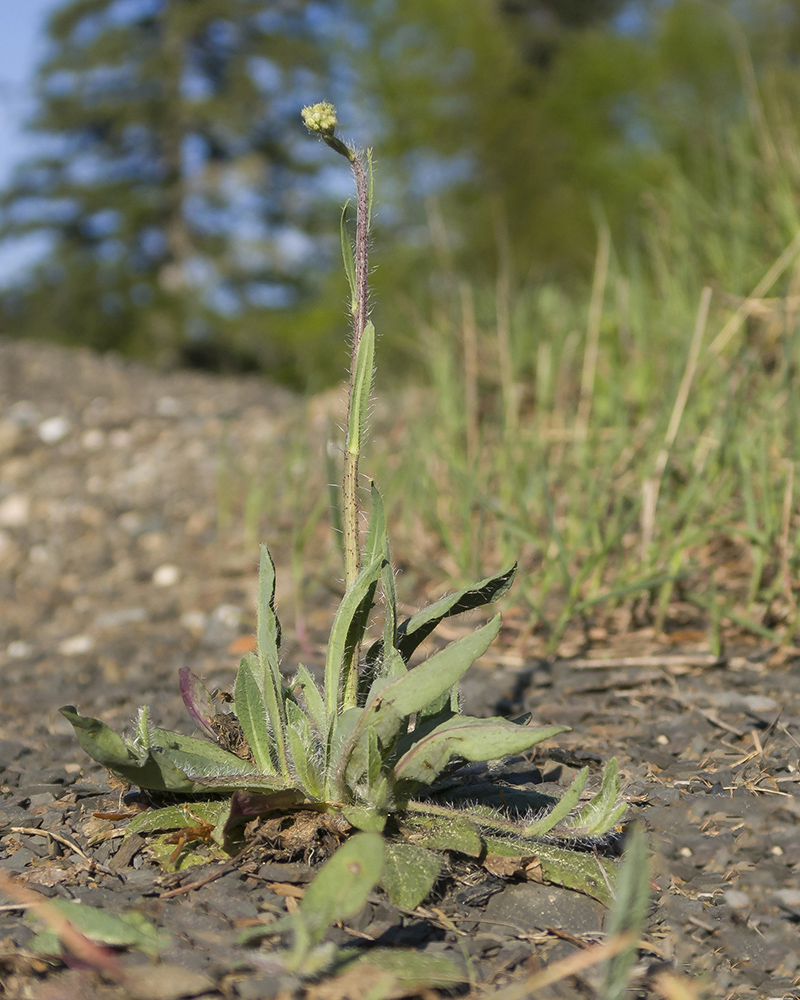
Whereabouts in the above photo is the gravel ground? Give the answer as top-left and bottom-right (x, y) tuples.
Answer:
(1, 337), (799, 1000)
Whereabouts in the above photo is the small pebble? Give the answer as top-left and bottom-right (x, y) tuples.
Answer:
(57, 634), (94, 656)
(38, 415), (71, 443)
(7, 641), (33, 659)
(81, 428), (105, 450)
(109, 428), (133, 448)
(723, 890), (751, 910)
(156, 395), (180, 417)
(180, 610), (207, 633)
(94, 606), (148, 629)
(152, 563), (180, 587)
(0, 494), (30, 527)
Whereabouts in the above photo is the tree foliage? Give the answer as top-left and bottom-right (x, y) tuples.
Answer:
(0, 0), (341, 371)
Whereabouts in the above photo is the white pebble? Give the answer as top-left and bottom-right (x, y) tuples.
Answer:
(0, 494), (30, 527)
(38, 415), (72, 443)
(723, 889), (751, 910)
(58, 635), (94, 656)
(180, 610), (207, 633)
(211, 603), (241, 628)
(8, 641), (33, 659)
(152, 563), (180, 587)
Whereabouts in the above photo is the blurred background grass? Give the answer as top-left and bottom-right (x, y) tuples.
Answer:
(3, 0), (800, 648)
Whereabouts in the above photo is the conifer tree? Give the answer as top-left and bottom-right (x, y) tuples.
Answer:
(0, 0), (337, 368)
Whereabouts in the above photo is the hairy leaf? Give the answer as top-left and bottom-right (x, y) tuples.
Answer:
(395, 565), (516, 662)
(380, 841), (441, 910)
(484, 836), (617, 905)
(298, 832), (384, 947)
(522, 767), (589, 837)
(324, 553), (384, 719)
(568, 758), (627, 836)
(233, 654), (276, 775)
(393, 717), (567, 786)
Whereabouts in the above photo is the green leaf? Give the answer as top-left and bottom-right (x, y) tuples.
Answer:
(298, 832), (384, 948)
(338, 616), (504, 786)
(59, 706), (218, 794)
(233, 655), (276, 775)
(286, 700), (322, 797)
(602, 824), (650, 1000)
(522, 767), (589, 837)
(27, 899), (166, 958)
(371, 614), (502, 726)
(340, 199), (356, 312)
(484, 837), (618, 905)
(323, 553), (384, 719)
(342, 948), (465, 991)
(295, 665), (328, 735)
(256, 546), (282, 682)
(568, 758), (627, 836)
(393, 717), (567, 786)
(399, 813), (483, 858)
(147, 727), (258, 776)
(380, 841), (441, 910)
(395, 565), (516, 663)
(126, 801), (230, 838)
(346, 320), (375, 457)
(341, 805), (386, 832)
(367, 483), (397, 656)
(255, 547), (290, 775)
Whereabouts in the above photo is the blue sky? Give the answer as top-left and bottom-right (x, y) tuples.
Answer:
(0, 1), (57, 186)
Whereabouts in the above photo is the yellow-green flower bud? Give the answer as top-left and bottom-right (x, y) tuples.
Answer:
(302, 102), (338, 138)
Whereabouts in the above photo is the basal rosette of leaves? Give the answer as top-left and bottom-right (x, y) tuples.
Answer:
(61, 483), (625, 908)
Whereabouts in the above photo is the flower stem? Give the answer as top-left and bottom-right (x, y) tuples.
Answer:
(301, 102), (372, 592)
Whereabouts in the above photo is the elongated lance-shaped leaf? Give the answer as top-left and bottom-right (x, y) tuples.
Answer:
(295, 665), (328, 736)
(368, 482), (397, 659)
(342, 480), (387, 709)
(522, 767), (589, 837)
(340, 200), (357, 314)
(256, 546), (283, 694)
(234, 654), (279, 775)
(393, 717), (567, 787)
(323, 553), (384, 719)
(568, 757), (626, 836)
(147, 727), (259, 775)
(483, 836), (617, 905)
(254, 548), (289, 775)
(389, 565), (516, 665)
(178, 667), (217, 739)
(324, 435), (344, 557)
(346, 319), (375, 457)
(602, 824), (650, 1000)
(60, 707), (244, 795)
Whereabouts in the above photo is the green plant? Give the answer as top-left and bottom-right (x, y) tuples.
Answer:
(60, 103), (626, 911)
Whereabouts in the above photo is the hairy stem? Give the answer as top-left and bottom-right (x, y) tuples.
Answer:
(342, 150), (370, 589)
